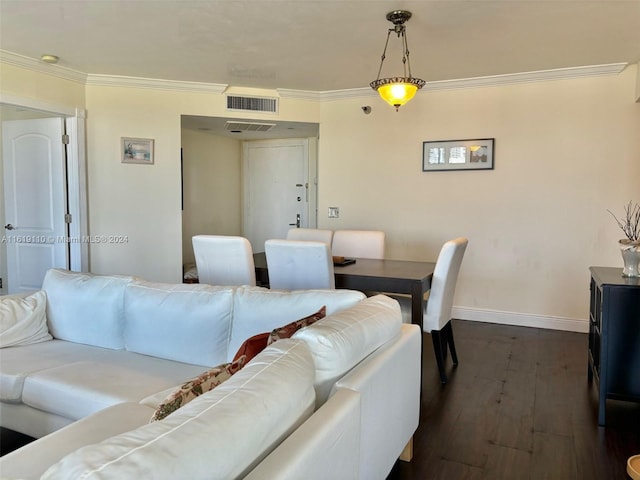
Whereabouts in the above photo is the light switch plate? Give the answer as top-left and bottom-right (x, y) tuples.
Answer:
(328, 207), (339, 218)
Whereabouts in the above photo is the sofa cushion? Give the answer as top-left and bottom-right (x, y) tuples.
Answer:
(124, 282), (234, 366)
(228, 286), (365, 362)
(0, 340), (136, 403)
(0, 290), (52, 348)
(43, 339), (316, 480)
(232, 305), (327, 363)
(21, 352), (207, 421)
(150, 356), (246, 422)
(42, 269), (136, 349)
(293, 294), (402, 405)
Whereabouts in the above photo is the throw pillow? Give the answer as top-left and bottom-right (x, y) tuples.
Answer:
(150, 356), (246, 422)
(0, 291), (52, 348)
(267, 305), (326, 345)
(232, 331), (270, 363)
(232, 306), (327, 363)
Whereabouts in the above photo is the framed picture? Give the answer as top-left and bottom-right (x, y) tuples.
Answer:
(122, 137), (154, 165)
(422, 138), (494, 172)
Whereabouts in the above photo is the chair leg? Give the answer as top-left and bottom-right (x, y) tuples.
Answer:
(431, 331), (448, 384)
(445, 321), (458, 366)
(440, 332), (448, 361)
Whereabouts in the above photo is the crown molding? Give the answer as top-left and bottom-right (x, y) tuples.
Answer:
(277, 87), (373, 101)
(424, 63), (627, 92)
(279, 63), (628, 101)
(0, 50), (87, 84)
(85, 74), (228, 94)
(0, 49), (627, 100)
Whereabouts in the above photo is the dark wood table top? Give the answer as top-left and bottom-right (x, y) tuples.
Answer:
(254, 251), (435, 298)
(331, 257), (436, 281)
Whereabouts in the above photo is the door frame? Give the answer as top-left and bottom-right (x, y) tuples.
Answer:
(0, 93), (89, 279)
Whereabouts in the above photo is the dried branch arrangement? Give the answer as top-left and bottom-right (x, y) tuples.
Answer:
(608, 201), (640, 243)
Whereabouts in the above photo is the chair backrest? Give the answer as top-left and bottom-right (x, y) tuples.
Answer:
(192, 235), (256, 286)
(286, 228), (334, 245)
(424, 237), (468, 332)
(265, 239), (335, 290)
(331, 230), (385, 259)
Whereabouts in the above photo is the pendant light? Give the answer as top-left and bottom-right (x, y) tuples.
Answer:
(370, 10), (425, 111)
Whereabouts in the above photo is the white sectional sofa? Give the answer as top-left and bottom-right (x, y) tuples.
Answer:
(0, 269), (421, 479)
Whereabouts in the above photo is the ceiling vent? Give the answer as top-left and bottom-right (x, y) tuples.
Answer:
(226, 95), (278, 113)
(224, 121), (276, 133)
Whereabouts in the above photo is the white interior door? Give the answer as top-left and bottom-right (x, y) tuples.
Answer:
(2, 118), (69, 293)
(243, 139), (310, 252)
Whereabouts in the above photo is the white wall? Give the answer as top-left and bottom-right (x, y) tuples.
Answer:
(181, 129), (242, 265)
(85, 84), (319, 282)
(2, 61), (637, 331)
(318, 64), (640, 329)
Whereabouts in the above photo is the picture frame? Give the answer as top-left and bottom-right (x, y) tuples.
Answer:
(422, 138), (494, 172)
(121, 137), (154, 165)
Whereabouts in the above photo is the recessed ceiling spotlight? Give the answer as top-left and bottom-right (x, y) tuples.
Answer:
(40, 54), (59, 64)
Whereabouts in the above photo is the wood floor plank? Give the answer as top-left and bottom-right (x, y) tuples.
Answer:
(530, 431), (577, 479)
(482, 444), (532, 480)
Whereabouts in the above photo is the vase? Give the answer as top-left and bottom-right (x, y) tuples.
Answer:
(619, 240), (640, 278)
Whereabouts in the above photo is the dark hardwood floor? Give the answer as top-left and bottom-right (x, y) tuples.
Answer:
(0, 427), (33, 456)
(388, 320), (640, 480)
(2, 320), (639, 479)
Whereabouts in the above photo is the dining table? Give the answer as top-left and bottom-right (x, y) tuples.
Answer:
(253, 252), (435, 328)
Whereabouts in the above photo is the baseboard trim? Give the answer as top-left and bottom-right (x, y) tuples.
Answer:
(451, 306), (589, 333)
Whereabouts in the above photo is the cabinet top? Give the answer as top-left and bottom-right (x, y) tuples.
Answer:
(590, 266), (640, 287)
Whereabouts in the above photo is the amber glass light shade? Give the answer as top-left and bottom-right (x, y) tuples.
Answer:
(377, 82), (417, 109)
(370, 76), (425, 111)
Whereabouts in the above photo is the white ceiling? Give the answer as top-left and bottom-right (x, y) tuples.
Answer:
(1, 0), (639, 92)
(2, 1), (639, 139)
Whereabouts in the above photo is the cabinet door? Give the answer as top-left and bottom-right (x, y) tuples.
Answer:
(588, 280), (601, 375)
(605, 287), (640, 396)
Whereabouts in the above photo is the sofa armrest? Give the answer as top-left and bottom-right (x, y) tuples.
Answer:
(333, 323), (421, 480)
(246, 388), (361, 480)
(0, 402), (156, 480)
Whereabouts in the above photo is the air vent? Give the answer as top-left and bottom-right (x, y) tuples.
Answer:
(226, 95), (278, 113)
(224, 121), (276, 133)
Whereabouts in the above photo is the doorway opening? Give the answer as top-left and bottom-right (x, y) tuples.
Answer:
(180, 115), (319, 281)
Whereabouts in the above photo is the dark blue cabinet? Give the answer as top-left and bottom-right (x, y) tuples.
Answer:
(588, 267), (640, 426)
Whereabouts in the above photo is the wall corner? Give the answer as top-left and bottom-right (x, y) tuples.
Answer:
(635, 61), (640, 103)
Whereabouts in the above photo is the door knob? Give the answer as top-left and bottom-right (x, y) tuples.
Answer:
(4, 224), (14, 230)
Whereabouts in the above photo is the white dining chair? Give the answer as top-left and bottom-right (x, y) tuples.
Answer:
(332, 230), (385, 259)
(286, 228), (334, 246)
(394, 237), (468, 383)
(265, 239), (335, 290)
(192, 235), (256, 286)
